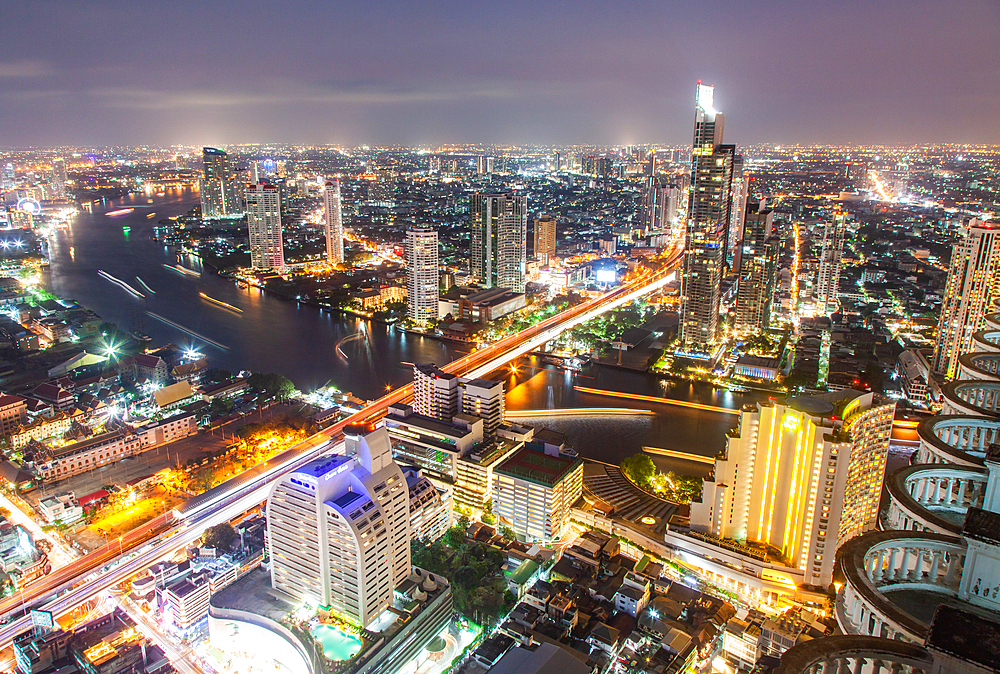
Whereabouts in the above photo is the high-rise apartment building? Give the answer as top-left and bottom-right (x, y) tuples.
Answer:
(815, 213), (846, 316)
(323, 180), (344, 266)
(412, 364), (461, 421)
(461, 378), (505, 437)
(726, 161), (747, 269)
(680, 83), (741, 352)
(476, 156), (494, 175)
(405, 227), (439, 323)
(932, 219), (1000, 378)
(533, 215), (557, 265)
(266, 425), (410, 627)
(245, 183), (284, 270)
(691, 390), (895, 587)
(200, 147), (241, 218)
(412, 364), (504, 437)
(470, 192), (527, 293)
(733, 201), (779, 333)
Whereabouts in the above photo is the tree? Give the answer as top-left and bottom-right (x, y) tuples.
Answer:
(203, 523), (236, 551)
(499, 526), (517, 542)
(208, 397), (234, 419)
(621, 453), (656, 489)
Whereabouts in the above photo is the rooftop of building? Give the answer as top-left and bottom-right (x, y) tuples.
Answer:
(297, 454), (352, 480)
(495, 445), (582, 488)
(414, 363), (457, 380)
(926, 605), (1000, 670)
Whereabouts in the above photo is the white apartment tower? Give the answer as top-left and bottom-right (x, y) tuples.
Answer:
(533, 215), (557, 265)
(470, 192), (527, 293)
(413, 364), (504, 437)
(266, 425), (410, 627)
(815, 213), (846, 316)
(461, 378), (505, 437)
(323, 179), (344, 265)
(690, 390), (895, 587)
(933, 219), (1000, 379)
(245, 182), (284, 270)
(405, 227), (439, 323)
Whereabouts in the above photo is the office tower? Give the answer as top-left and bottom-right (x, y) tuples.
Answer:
(726, 159), (747, 268)
(933, 219), (1000, 378)
(405, 227), (439, 323)
(461, 378), (504, 437)
(476, 156), (494, 175)
(200, 147), (240, 218)
(533, 215), (557, 265)
(266, 425), (410, 627)
(680, 83), (741, 352)
(733, 201), (779, 333)
(691, 390), (895, 587)
(815, 213), (846, 316)
(413, 364), (461, 421)
(1, 164), (14, 191)
(250, 160), (266, 184)
(323, 180), (344, 266)
(50, 158), (67, 199)
(552, 152), (562, 171)
(493, 442), (583, 543)
(245, 183), (284, 270)
(470, 192), (527, 293)
(641, 177), (682, 237)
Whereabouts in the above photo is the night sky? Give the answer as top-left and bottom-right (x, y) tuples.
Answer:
(2, 0), (997, 147)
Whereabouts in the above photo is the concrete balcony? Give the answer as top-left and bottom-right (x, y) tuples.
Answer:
(837, 530), (965, 642)
(915, 415), (997, 466)
(971, 328), (1000, 354)
(957, 352), (1000, 381)
(941, 379), (1000, 418)
(771, 636), (933, 674)
(884, 464), (987, 535)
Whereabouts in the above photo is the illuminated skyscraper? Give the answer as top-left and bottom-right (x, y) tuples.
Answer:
(932, 219), (1000, 378)
(50, 158), (67, 199)
(815, 213), (847, 316)
(405, 227), (439, 323)
(691, 390), (895, 587)
(266, 425), (410, 627)
(733, 200), (779, 333)
(470, 192), (527, 293)
(680, 83), (741, 352)
(323, 180), (344, 265)
(200, 147), (241, 218)
(245, 183), (284, 270)
(476, 156), (494, 175)
(533, 215), (557, 265)
(1, 164), (14, 191)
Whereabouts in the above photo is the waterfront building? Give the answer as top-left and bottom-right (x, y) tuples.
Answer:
(200, 147), (241, 218)
(680, 83), (741, 352)
(533, 215), (557, 265)
(932, 219), (1000, 379)
(733, 200), (779, 333)
(690, 390), (895, 587)
(265, 425), (409, 627)
(493, 441), (583, 543)
(461, 377), (505, 437)
(405, 227), (439, 323)
(470, 192), (527, 293)
(323, 179), (344, 265)
(455, 438), (523, 512)
(412, 363), (461, 421)
(815, 213), (846, 316)
(245, 182), (284, 271)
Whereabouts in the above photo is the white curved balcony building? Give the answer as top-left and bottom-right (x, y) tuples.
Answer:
(884, 464), (987, 535)
(957, 351), (1000, 381)
(915, 415), (998, 466)
(836, 530), (966, 643)
(941, 379), (1000, 417)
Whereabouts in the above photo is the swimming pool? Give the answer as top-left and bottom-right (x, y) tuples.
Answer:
(310, 624), (363, 661)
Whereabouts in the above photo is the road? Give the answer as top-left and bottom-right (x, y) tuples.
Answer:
(0, 248), (683, 652)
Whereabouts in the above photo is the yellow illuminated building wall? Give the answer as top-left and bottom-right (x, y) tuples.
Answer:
(690, 391), (895, 587)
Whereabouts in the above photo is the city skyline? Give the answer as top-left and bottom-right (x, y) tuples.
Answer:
(2, 1), (999, 147)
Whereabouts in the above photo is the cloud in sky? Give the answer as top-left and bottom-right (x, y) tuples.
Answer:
(0, 0), (998, 146)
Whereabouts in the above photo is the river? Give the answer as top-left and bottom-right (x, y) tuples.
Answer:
(43, 190), (758, 469)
